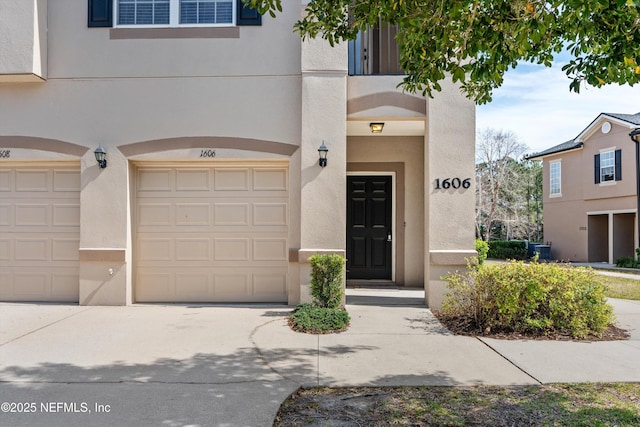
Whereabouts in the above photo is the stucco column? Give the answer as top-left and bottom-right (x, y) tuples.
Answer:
(425, 78), (476, 309)
(78, 148), (130, 305)
(297, 33), (348, 303)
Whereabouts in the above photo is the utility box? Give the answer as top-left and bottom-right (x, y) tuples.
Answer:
(534, 244), (551, 261)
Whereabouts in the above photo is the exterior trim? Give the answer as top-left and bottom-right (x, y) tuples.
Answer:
(430, 250), (477, 265)
(347, 162), (405, 285)
(118, 137), (298, 157)
(0, 136), (89, 156)
(110, 27), (240, 39)
(298, 249), (346, 263)
(348, 91), (426, 115)
(587, 209), (637, 215)
(79, 249), (126, 263)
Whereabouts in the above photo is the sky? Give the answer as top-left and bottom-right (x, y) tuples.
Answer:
(476, 58), (640, 156)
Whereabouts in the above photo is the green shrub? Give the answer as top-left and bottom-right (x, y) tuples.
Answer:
(486, 240), (528, 260)
(616, 257), (634, 268)
(442, 261), (615, 339)
(288, 303), (350, 334)
(615, 257), (639, 268)
(309, 254), (345, 309)
(475, 239), (489, 265)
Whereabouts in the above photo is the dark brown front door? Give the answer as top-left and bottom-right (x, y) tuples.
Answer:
(346, 175), (392, 280)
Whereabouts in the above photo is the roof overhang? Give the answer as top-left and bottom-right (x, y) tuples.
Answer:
(576, 113), (638, 142)
(526, 143), (583, 161)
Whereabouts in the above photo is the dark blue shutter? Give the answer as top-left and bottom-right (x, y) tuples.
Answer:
(594, 154), (600, 184)
(237, 0), (262, 25)
(88, 0), (113, 27)
(614, 149), (622, 181)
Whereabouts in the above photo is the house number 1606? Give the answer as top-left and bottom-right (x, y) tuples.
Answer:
(199, 150), (216, 158)
(435, 178), (471, 190)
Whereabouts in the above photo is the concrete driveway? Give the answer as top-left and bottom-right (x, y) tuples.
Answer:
(1, 289), (639, 426)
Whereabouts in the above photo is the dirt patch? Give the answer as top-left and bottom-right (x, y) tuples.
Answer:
(274, 384), (640, 426)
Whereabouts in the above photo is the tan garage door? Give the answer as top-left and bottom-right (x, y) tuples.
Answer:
(0, 164), (80, 302)
(135, 163), (289, 302)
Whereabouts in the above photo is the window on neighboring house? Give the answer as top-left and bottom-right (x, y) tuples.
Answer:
(116, 0), (234, 26)
(594, 149), (622, 184)
(550, 160), (561, 196)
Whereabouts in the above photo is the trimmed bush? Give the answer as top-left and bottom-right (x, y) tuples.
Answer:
(309, 254), (345, 309)
(475, 239), (489, 265)
(615, 257), (639, 268)
(288, 303), (350, 334)
(442, 261), (615, 339)
(487, 240), (528, 260)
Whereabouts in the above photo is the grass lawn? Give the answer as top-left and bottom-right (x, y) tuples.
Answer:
(599, 274), (640, 300)
(275, 383), (640, 426)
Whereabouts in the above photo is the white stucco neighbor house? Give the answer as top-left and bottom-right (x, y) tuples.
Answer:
(0, 0), (476, 308)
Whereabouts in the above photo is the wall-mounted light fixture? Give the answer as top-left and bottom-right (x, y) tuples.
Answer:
(629, 128), (640, 247)
(94, 146), (107, 169)
(318, 142), (328, 167)
(370, 122), (384, 133)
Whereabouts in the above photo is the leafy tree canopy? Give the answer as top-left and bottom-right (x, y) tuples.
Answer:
(245, 0), (640, 104)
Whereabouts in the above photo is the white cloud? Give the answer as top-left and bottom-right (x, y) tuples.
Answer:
(476, 62), (640, 155)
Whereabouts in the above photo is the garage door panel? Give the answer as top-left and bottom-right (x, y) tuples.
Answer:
(0, 204), (9, 225)
(15, 169), (49, 192)
(253, 203), (288, 226)
(52, 239), (80, 261)
(138, 238), (172, 262)
(214, 203), (249, 226)
(53, 170), (81, 192)
(135, 164), (289, 303)
(53, 204), (80, 226)
(175, 203), (210, 226)
(51, 273), (80, 300)
(253, 168), (288, 191)
(136, 272), (173, 301)
(14, 238), (48, 261)
(214, 238), (250, 261)
(214, 168), (250, 191)
(15, 204), (49, 226)
(175, 238), (210, 261)
(175, 273), (211, 298)
(254, 238), (287, 261)
(176, 169), (210, 191)
(138, 169), (173, 192)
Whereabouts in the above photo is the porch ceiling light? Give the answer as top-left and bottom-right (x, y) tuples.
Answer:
(370, 122), (384, 133)
(318, 142), (328, 167)
(94, 146), (107, 169)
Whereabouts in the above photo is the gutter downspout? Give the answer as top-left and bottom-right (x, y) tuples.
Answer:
(630, 128), (640, 250)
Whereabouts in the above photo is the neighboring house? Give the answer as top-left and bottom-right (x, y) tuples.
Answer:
(528, 112), (640, 263)
(0, 0), (475, 309)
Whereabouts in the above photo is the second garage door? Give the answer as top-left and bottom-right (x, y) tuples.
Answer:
(135, 163), (289, 303)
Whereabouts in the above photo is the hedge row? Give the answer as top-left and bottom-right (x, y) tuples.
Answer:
(487, 240), (528, 260)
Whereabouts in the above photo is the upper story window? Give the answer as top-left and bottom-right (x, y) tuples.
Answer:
(549, 160), (561, 197)
(594, 148), (621, 184)
(116, 0), (234, 26)
(600, 150), (615, 182)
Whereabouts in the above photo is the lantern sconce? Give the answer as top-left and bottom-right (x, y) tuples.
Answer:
(318, 142), (328, 167)
(94, 146), (107, 169)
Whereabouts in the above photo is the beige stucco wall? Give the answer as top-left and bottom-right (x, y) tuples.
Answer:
(0, 0), (47, 81)
(425, 78), (476, 309)
(541, 119), (637, 263)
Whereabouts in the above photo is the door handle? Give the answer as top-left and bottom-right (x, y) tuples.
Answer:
(387, 233), (392, 242)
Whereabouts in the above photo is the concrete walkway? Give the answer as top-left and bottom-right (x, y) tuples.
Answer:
(1, 289), (639, 426)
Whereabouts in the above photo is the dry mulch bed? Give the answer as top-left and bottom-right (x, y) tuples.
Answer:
(432, 311), (630, 342)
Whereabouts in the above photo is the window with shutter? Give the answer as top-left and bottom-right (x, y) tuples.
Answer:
(102, 0), (260, 27)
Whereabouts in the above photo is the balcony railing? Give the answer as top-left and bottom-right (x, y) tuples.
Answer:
(348, 20), (403, 75)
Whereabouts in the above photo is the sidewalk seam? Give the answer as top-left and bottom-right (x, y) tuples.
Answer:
(476, 337), (543, 385)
